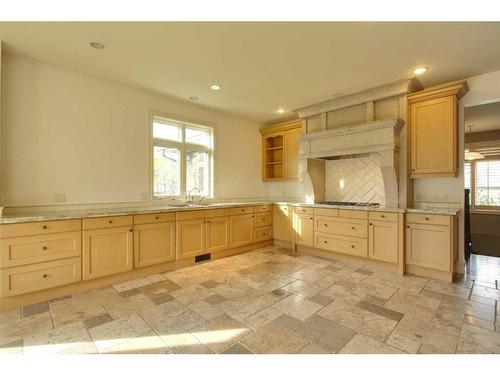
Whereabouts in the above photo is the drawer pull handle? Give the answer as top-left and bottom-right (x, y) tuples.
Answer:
(42, 246), (48, 250)
(42, 274), (48, 279)
(42, 225), (48, 229)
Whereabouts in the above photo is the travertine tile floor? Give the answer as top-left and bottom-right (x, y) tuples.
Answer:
(1, 245), (500, 354)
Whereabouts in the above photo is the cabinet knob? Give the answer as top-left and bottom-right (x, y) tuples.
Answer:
(155, 216), (159, 220)
(324, 224), (328, 227)
(310, 217), (313, 220)
(381, 215), (385, 218)
(369, 223), (373, 226)
(42, 246), (48, 250)
(42, 274), (48, 278)
(129, 229), (133, 232)
(351, 226), (355, 230)
(425, 217), (429, 221)
(351, 245), (355, 248)
(323, 240), (328, 244)
(109, 220), (113, 224)
(406, 225), (410, 228)
(42, 225), (48, 229)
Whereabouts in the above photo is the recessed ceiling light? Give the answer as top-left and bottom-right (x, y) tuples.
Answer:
(189, 96), (199, 100)
(277, 108), (285, 114)
(413, 66), (428, 75)
(210, 84), (221, 91)
(90, 42), (105, 49)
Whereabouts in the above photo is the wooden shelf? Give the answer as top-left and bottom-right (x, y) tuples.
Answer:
(266, 161), (283, 165)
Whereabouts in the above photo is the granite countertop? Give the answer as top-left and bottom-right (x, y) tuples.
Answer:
(0, 200), (460, 224)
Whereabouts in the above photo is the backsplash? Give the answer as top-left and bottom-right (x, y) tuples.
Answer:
(325, 155), (385, 204)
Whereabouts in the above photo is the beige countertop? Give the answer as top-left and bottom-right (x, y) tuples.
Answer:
(0, 200), (460, 224)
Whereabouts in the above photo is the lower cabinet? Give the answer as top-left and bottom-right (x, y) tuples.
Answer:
(83, 226), (134, 280)
(206, 216), (230, 252)
(134, 221), (176, 268)
(294, 213), (314, 247)
(0, 257), (81, 298)
(273, 205), (294, 242)
(230, 214), (254, 248)
(368, 220), (398, 264)
(178, 218), (206, 259)
(315, 232), (368, 257)
(405, 222), (452, 272)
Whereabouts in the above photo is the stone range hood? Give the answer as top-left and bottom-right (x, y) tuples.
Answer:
(292, 78), (422, 207)
(297, 118), (403, 206)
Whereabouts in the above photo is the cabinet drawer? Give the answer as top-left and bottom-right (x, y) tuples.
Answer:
(83, 215), (133, 230)
(177, 210), (206, 221)
(206, 208), (230, 218)
(0, 219), (81, 238)
(254, 226), (272, 242)
(134, 212), (176, 225)
(254, 205), (272, 213)
(339, 209), (368, 220)
(368, 211), (398, 223)
(315, 233), (367, 258)
(406, 213), (451, 226)
(274, 205), (291, 214)
(254, 213), (272, 227)
(0, 257), (81, 298)
(0, 231), (81, 268)
(230, 206), (254, 215)
(294, 206), (314, 215)
(314, 216), (367, 238)
(313, 208), (338, 217)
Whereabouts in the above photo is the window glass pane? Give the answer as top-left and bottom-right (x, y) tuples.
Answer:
(153, 146), (180, 196)
(186, 126), (211, 147)
(186, 150), (210, 196)
(464, 162), (471, 190)
(475, 159), (500, 206)
(153, 120), (181, 142)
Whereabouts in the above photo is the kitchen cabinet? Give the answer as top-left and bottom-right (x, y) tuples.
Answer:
(273, 205), (294, 243)
(260, 120), (302, 181)
(83, 222), (134, 281)
(368, 220), (398, 264)
(134, 221), (176, 268)
(230, 213), (254, 248)
(294, 213), (314, 247)
(408, 80), (468, 178)
(177, 218), (206, 259)
(405, 213), (456, 277)
(206, 216), (230, 252)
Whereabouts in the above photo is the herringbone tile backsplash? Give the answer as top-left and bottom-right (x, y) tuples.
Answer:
(325, 155), (385, 204)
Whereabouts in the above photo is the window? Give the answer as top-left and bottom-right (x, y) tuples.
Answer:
(464, 158), (500, 209)
(151, 113), (214, 198)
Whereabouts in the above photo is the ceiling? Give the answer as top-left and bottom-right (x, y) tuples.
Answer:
(465, 101), (500, 133)
(1, 22), (500, 123)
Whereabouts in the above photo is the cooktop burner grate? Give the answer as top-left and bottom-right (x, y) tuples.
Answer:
(319, 201), (380, 207)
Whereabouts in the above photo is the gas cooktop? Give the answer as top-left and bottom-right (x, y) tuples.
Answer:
(319, 201), (380, 207)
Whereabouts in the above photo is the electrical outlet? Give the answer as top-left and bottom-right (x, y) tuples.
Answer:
(140, 192), (149, 201)
(54, 193), (66, 203)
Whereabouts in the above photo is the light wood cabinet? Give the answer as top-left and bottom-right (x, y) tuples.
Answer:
(177, 218), (206, 259)
(405, 221), (453, 272)
(273, 205), (294, 242)
(206, 216), (230, 252)
(134, 221), (175, 268)
(368, 220), (398, 264)
(230, 214), (254, 248)
(408, 80), (468, 178)
(83, 225), (133, 281)
(294, 213), (314, 247)
(260, 120), (302, 181)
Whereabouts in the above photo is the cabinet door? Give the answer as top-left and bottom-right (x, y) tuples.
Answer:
(405, 223), (451, 271)
(273, 205), (294, 242)
(178, 219), (206, 259)
(410, 95), (456, 177)
(295, 213), (314, 247)
(284, 127), (302, 180)
(230, 214), (254, 248)
(83, 226), (133, 280)
(368, 220), (398, 264)
(134, 221), (175, 268)
(206, 216), (230, 253)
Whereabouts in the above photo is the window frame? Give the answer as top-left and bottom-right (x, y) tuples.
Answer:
(149, 111), (216, 200)
(465, 155), (500, 211)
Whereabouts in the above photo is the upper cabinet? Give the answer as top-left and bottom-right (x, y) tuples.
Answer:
(407, 80), (469, 178)
(260, 120), (302, 181)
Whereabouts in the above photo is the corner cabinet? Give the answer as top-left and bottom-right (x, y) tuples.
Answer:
(407, 80), (469, 178)
(260, 120), (302, 181)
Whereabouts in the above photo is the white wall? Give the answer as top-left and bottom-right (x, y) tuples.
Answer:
(1, 53), (267, 207)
